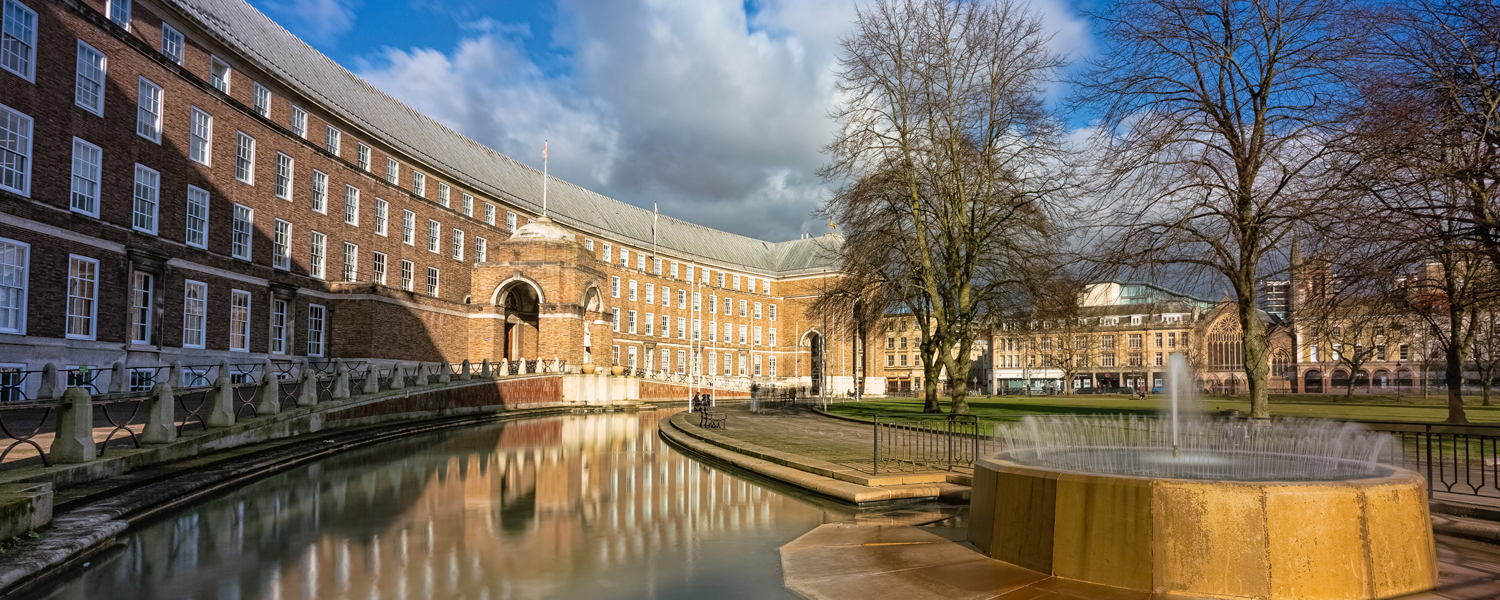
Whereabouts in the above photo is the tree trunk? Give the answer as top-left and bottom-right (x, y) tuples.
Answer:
(921, 353), (943, 413)
(1482, 376), (1491, 407)
(947, 351), (973, 415)
(1446, 351), (1468, 424)
(1239, 299), (1271, 419)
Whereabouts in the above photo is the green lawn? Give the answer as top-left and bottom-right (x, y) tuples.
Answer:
(825, 393), (1500, 425)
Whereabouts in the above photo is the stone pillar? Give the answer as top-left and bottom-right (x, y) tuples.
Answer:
(257, 365), (282, 416)
(438, 361), (452, 384)
(108, 361), (128, 394)
(207, 362), (235, 428)
(460, 359), (472, 381)
(169, 361), (183, 390)
(415, 363), (430, 387)
(362, 365), (380, 394)
(52, 387), (95, 463)
(297, 361), (319, 407)
(481, 359), (492, 378)
(142, 382), (176, 444)
(332, 359), (351, 400)
(36, 363), (58, 400)
(389, 363), (406, 390)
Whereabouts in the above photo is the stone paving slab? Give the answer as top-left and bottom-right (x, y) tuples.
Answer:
(781, 524), (1500, 600)
(693, 403), (969, 477)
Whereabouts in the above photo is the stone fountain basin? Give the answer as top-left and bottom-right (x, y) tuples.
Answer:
(967, 452), (1437, 600)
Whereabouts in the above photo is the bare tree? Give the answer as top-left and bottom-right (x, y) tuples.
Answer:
(1074, 0), (1357, 419)
(1393, 217), (1492, 423)
(1473, 307), (1500, 406)
(822, 0), (1066, 414)
(1348, 0), (1500, 275)
(1029, 276), (1102, 394)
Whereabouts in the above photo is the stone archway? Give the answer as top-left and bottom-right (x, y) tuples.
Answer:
(495, 280), (541, 361)
(802, 330), (824, 395)
(1304, 369), (1324, 394)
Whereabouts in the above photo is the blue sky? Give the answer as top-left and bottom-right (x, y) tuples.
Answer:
(249, 0), (1095, 241)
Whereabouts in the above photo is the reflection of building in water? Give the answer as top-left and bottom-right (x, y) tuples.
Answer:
(89, 410), (839, 600)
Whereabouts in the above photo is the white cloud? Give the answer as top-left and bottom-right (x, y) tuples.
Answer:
(354, 0), (1089, 241)
(257, 0), (360, 46)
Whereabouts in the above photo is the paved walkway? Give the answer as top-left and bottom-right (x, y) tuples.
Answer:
(701, 402), (885, 472)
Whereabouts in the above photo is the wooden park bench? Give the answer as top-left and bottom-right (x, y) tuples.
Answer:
(699, 410), (727, 429)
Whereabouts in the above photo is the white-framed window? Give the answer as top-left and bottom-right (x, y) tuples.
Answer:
(426, 267), (439, 296)
(269, 298), (288, 355)
(310, 169), (327, 213)
(343, 185), (359, 225)
(693, 318), (701, 341)
(65, 256), (99, 339)
(585, 239), (594, 251)
(661, 315), (670, 337)
(273, 219), (291, 270)
(274, 153), (293, 199)
(2, 0), (38, 82)
(290, 105), (306, 137)
(670, 262), (678, 279)
(710, 295), (716, 314)
(452, 229), (464, 261)
(0, 238), (28, 334)
(130, 272), (152, 344)
(753, 355), (762, 376)
(645, 283), (655, 304)
(438, 182), (450, 207)
(385, 157), (398, 185)
(679, 290), (687, 309)
(506, 211), (516, 233)
(252, 82), (271, 117)
(638, 254), (646, 270)
(182, 279), (206, 349)
(209, 55), (229, 94)
(234, 132), (255, 183)
(136, 77), (162, 142)
(231, 203), (253, 260)
(324, 125), (340, 155)
(460, 193), (474, 217)
(401, 210), (415, 245)
(739, 299), (747, 317)
(686, 265), (694, 281)
(662, 287), (671, 307)
(75, 41), (105, 116)
(769, 304), (777, 321)
(629, 279), (638, 301)
(374, 198), (388, 236)
(718, 272), (725, 287)
(229, 290), (250, 352)
(628, 310), (638, 334)
(754, 302), (762, 319)
(739, 324), (747, 344)
(693, 291), (701, 311)
(132, 163), (159, 234)
(69, 138), (101, 216)
(611, 276), (620, 298)
(306, 304), (326, 357)
(309, 231), (326, 279)
(739, 355), (747, 376)
(399, 260), (413, 291)
(753, 326), (762, 345)
(678, 317), (686, 339)
(411, 171), (426, 197)
(653, 258), (661, 275)
(768, 328), (776, 346)
(747, 276), (755, 292)
(357, 143), (370, 170)
(427, 219), (440, 253)
(475, 237), (487, 262)
(107, 0), (130, 28)
(372, 251), (386, 285)
(189, 108), (211, 165)
(645, 312), (655, 335)
(342, 242), (357, 282)
(612, 309), (620, 332)
(484, 203), (495, 226)
(185, 185), (208, 248)
(159, 22), (183, 64)
(620, 248), (628, 267)
(769, 356), (777, 377)
(763, 280), (770, 294)
(602, 244), (611, 262)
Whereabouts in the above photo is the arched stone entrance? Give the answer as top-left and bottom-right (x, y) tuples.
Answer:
(494, 279), (542, 361)
(803, 330), (824, 395)
(1304, 370), (1323, 393)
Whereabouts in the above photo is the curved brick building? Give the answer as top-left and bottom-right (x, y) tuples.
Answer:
(0, 0), (878, 394)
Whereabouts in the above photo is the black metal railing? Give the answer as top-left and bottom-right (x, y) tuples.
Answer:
(871, 413), (997, 474)
(1364, 421), (1500, 501)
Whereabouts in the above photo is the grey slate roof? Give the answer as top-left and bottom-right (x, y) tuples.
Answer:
(171, 0), (841, 276)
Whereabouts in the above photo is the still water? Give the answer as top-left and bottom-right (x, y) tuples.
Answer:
(36, 410), (855, 600)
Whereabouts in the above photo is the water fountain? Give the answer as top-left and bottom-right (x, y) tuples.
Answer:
(967, 353), (1437, 600)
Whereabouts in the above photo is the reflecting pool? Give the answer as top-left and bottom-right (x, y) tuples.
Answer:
(36, 410), (854, 599)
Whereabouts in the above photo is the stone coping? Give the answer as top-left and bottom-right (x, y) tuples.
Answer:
(976, 453), (1422, 488)
(658, 412), (967, 505)
(0, 402), (585, 597)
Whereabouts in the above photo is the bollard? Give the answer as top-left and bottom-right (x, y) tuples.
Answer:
(142, 382), (177, 444)
(257, 364), (282, 416)
(108, 361), (127, 394)
(36, 363), (59, 400)
(389, 363), (406, 390)
(415, 363), (430, 387)
(332, 359), (351, 400)
(460, 359), (472, 381)
(52, 387), (96, 463)
(362, 365), (380, 394)
(438, 361), (452, 384)
(520, 358), (530, 375)
(169, 361), (184, 390)
(298, 361), (319, 406)
(207, 370), (235, 428)
(481, 359), (491, 378)
(498, 359), (509, 378)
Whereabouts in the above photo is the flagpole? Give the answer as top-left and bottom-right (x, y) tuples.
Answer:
(542, 140), (548, 217)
